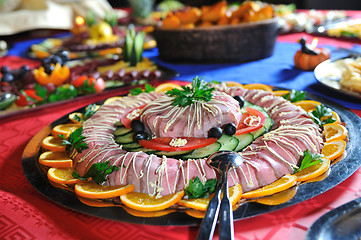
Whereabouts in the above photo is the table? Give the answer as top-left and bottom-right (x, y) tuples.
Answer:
(1, 13), (361, 240)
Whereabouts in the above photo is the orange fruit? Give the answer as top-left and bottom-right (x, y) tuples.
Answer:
(69, 112), (84, 124)
(42, 136), (66, 152)
(39, 151), (73, 168)
(294, 158), (331, 182)
(47, 167), (82, 184)
(323, 123), (348, 142)
(120, 190), (184, 212)
(226, 81), (244, 88)
(253, 186), (297, 205)
(243, 83), (273, 92)
(293, 100), (321, 112)
(154, 83), (183, 93)
(77, 196), (119, 207)
(242, 174), (297, 199)
(75, 182), (134, 199)
(103, 97), (123, 105)
(51, 123), (80, 139)
(122, 206), (175, 217)
(322, 140), (346, 161)
(185, 209), (206, 218)
(308, 110), (341, 124)
(272, 90), (289, 97)
(177, 184), (242, 211)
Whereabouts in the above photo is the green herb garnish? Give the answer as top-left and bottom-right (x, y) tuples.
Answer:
(72, 160), (119, 184)
(129, 83), (155, 95)
(59, 127), (88, 153)
(294, 150), (323, 173)
(308, 104), (336, 127)
(282, 89), (305, 102)
(185, 176), (217, 199)
(166, 76), (215, 107)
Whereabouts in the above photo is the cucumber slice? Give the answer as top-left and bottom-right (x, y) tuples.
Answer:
(156, 150), (194, 158)
(218, 135), (239, 151)
(114, 127), (132, 136)
(234, 133), (254, 152)
(181, 142), (221, 159)
(115, 132), (135, 144)
(122, 142), (142, 150)
(128, 147), (159, 154)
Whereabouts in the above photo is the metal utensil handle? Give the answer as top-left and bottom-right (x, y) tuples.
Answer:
(219, 176), (234, 240)
(197, 178), (223, 240)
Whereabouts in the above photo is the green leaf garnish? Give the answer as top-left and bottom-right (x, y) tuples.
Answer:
(59, 127), (88, 153)
(166, 76), (215, 107)
(72, 160), (119, 184)
(282, 89), (305, 102)
(308, 104), (336, 127)
(294, 150), (323, 173)
(129, 83), (155, 95)
(184, 176), (217, 199)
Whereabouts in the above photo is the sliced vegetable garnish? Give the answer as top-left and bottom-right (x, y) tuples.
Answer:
(236, 107), (265, 135)
(121, 104), (147, 129)
(138, 137), (217, 151)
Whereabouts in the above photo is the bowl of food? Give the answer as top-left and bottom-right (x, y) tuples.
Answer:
(153, 1), (279, 63)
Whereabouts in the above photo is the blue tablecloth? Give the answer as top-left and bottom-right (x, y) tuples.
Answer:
(7, 35), (361, 110)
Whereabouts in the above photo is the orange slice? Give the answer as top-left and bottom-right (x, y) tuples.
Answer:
(177, 184), (242, 211)
(122, 206), (175, 217)
(75, 182), (134, 199)
(272, 90), (289, 97)
(226, 81), (244, 88)
(323, 123), (348, 142)
(243, 83), (273, 92)
(47, 167), (82, 184)
(253, 186), (297, 205)
(103, 97), (123, 105)
(51, 123), (80, 139)
(120, 190), (184, 212)
(77, 196), (119, 207)
(308, 110), (341, 124)
(322, 140), (346, 161)
(154, 83), (183, 93)
(294, 158), (331, 182)
(39, 151), (73, 168)
(69, 112), (84, 124)
(42, 136), (66, 152)
(242, 174), (297, 199)
(185, 209), (206, 218)
(293, 100), (321, 112)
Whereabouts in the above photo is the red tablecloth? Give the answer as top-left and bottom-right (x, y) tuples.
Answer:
(1, 11), (361, 240)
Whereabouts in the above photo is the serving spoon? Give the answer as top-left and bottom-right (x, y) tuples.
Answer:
(197, 151), (244, 240)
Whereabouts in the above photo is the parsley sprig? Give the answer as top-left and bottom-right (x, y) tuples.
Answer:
(166, 76), (215, 107)
(129, 83), (155, 96)
(308, 104), (336, 127)
(72, 104), (98, 123)
(72, 161), (119, 185)
(282, 89), (305, 102)
(294, 150), (323, 173)
(59, 127), (88, 153)
(185, 177), (217, 199)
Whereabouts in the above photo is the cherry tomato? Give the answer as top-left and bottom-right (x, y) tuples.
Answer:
(93, 77), (105, 93)
(72, 76), (92, 88)
(138, 137), (217, 152)
(15, 93), (28, 106)
(236, 107), (266, 135)
(14, 89), (43, 106)
(72, 76), (105, 93)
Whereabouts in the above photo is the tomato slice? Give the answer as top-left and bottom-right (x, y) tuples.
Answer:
(236, 107), (266, 135)
(138, 137), (217, 152)
(121, 104), (147, 129)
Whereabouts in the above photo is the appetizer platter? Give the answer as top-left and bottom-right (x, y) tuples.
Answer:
(314, 56), (361, 100)
(22, 79), (361, 225)
(0, 27), (177, 119)
(311, 18), (361, 40)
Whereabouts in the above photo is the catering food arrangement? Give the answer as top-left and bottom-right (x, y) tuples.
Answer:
(2, 0), (361, 239)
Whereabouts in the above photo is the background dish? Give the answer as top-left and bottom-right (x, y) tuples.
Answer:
(314, 57), (361, 100)
(22, 92), (361, 226)
(306, 197), (361, 240)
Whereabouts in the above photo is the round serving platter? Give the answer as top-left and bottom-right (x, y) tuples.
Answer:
(22, 91), (361, 226)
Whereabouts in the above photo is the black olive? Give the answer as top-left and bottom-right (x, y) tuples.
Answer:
(41, 57), (51, 67)
(233, 95), (245, 108)
(208, 127), (222, 139)
(50, 55), (63, 66)
(223, 123), (237, 136)
(131, 119), (145, 133)
(1, 73), (14, 82)
(57, 51), (70, 63)
(133, 132), (148, 142)
(44, 64), (54, 75)
(0, 66), (11, 75)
